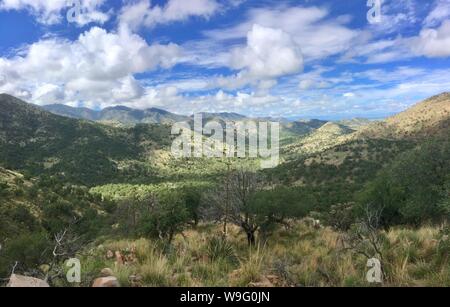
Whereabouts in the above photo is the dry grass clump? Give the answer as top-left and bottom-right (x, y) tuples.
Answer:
(77, 223), (449, 287)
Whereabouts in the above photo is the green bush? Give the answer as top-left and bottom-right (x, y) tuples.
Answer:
(206, 236), (237, 263)
(137, 189), (190, 243)
(0, 232), (51, 278)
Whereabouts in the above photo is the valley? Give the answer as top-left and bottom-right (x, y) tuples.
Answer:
(0, 92), (449, 287)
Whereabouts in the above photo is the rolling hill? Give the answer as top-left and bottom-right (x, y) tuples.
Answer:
(284, 122), (355, 157)
(3, 92), (449, 189)
(0, 94), (172, 186)
(353, 92), (450, 140)
(271, 93), (450, 206)
(284, 92), (450, 163)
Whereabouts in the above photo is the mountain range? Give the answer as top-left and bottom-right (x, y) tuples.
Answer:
(41, 103), (362, 131)
(1, 92), (449, 187)
(42, 104), (190, 125)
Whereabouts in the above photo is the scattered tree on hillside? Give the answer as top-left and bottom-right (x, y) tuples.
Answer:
(137, 190), (190, 244)
(203, 168), (263, 245)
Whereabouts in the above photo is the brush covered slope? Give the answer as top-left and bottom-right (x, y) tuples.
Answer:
(0, 93), (449, 287)
(0, 94), (172, 185)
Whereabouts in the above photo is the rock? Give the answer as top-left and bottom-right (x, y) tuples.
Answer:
(248, 276), (273, 288)
(7, 274), (50, 287)
(129, 275), (143, 287)
(106, 250), (114, 259)
(266, 275), (280, 286)
(303, 217), (323, 229)
(92, 276), (120, 287)
(313, 219), (322, 229)
(115, 251), (124, 266)
(100, 268), (114, 277)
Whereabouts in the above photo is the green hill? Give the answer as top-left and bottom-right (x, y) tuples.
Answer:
(0, 94), (172, 186)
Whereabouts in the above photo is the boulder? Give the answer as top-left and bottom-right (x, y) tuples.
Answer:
(7, 274), (50, 287)
(106, 250), (114, 259)
(266, 275), (281, 286)
(100, 268), (114, 277)
(115, 251), (124, 266)
(129, 274), (143, 287)
(248, 276), (273, 288)
(92, 276), (120, 287)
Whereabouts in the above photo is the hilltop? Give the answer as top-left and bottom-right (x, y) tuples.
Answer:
(353, 93), (450, 140)
(284, 122), (355, 157)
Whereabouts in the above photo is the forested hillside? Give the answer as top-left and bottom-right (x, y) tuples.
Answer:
(0, 94), (173, 185)
(1, 93), (449, 287)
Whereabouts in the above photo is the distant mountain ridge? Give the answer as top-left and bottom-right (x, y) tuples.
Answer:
(41, 104), (326, 127)
(42, 104), (190, 125)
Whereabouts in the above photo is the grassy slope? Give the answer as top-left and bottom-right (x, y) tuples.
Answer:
(73, 223), (449, 287)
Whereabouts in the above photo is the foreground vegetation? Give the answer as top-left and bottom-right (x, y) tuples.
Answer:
(63, 223), (450, 287)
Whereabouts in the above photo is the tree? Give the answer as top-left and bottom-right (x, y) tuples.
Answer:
(116, 196), (151, 236)
(249, 186), (316, 239)
(203, 168), (263, 246)
(182, 185), (202, 226)
(438, 177), (450, 220)
(138, 189), (190, 244)
(203, 169), (318, 245)
(342, 204), (387, 282)
(358, 136), (450, 227)
(0, 232), (52, 279)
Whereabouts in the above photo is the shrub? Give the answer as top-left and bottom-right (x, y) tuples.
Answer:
(206, 236), (237, 263)
(0, 232), (51, 277)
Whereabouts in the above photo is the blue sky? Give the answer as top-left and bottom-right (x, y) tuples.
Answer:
(0, 0), (449, 119)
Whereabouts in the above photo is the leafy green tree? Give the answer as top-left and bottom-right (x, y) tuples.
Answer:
(42, 200), (78, 234)
(0, 232), (51, 278)
(138, 190), (190, 243)
(249, 186), (316, 238)
(182, 185), (202, 226)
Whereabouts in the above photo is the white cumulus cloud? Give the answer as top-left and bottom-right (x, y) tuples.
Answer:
(230, 25), (303, 79)
(412, 20), (450, 57)
(119, 0), (220, 30)
(0, 26), (182, 107)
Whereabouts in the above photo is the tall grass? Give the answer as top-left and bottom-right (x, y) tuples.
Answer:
(75, 223), (449, 287)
